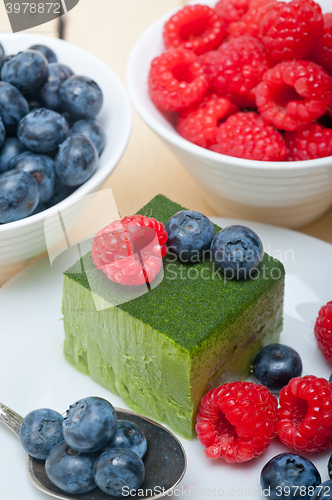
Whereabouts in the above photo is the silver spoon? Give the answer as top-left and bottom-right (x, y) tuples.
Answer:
(0, 402), (187, 500)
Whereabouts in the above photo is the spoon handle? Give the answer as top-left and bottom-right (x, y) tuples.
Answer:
(0, 403), (23, 437)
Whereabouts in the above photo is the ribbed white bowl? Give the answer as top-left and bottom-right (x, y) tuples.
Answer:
(0, 33), (132, 285)
(127, 0), (332, 228)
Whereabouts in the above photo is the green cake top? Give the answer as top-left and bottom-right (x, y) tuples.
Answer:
(64, 195), (285, 356)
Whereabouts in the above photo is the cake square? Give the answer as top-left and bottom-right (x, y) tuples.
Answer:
(62, 195), (284, 438)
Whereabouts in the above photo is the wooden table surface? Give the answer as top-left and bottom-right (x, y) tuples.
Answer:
(0, 0), (331, 284)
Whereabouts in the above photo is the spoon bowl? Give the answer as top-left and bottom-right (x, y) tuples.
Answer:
(0, 403), (187, 500)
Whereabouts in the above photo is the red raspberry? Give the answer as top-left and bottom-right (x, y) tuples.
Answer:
(214, 0), (251, 27)
(284, 124), (332, 161)
(163, 5), (225, 56)
(91, 215), (168, 286)
(314, 301), (332, 363)
(200, 36), (271, 108)
(196, 381), (278, 463)
(228, 0), (275, 38)
(148, 49), (209, 112)
(256, 60), (331, 131)
(176, 92), (237, 148)
(260, 0), (324, 63)
(277, 375), (332, 453)
(310, 14), (332, 75)
(210, 112), (287, 161)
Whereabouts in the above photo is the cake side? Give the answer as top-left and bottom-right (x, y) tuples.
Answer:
(63, 274), (194, 438)
(63, 270), (284, 438)
(190, 276), (284, 435)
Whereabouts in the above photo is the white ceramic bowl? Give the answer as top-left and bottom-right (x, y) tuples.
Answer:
(0, 33), (132, 284)
(127, 0), (332, 229)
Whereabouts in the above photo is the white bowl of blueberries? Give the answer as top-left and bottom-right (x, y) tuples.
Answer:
(0, 34), (132, 284)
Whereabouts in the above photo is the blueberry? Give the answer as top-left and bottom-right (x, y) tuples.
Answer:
(1, 50), (48, 94)
(31, 202), (46, 215)
(329, 374), (332, 383)
(0, 138), (27, 174)
(0, 170), (39, 223)
(252, 344), (302, 392)
(102, 420), (147, 459)
(44, 148), (60, 160)
(17, 108), (68, 153)
(328, 454), (332, 479)
(63, 396), (117, 453)
(261, 453), (321, 500)
(68, 119), (106, 155)
(24, 88), (44, 110)
(39, 63), (74, 111)
(0, 82), (29, 134)
(0, 43), (5, 69)
(0, 118), (5, 150)
(211, 225), (263, 280)
(61, 111), (76, 127)
(2, 54), (14, 65)
(59, 75), (103, 119)
(44, 176), (76, 208)
(313, 480), (332, 499)
(29, 44), (57, 64)
(45, 441), (96, 494)
(26, 96), (44, 111)
(19, 408), (63, 460)
(94, 449), (145, 497)
(165, 210), (215, 262)
(55, 135), (98, 186)
(10, 152), (55, 203)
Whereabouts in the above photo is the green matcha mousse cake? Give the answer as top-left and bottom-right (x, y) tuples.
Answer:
(62, 195), (285, 439)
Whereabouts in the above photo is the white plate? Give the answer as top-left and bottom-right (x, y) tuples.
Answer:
(1, 218), (332, 499)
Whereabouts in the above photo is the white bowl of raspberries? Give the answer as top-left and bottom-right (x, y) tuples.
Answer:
(0, 33), (132, 285)
(127, 0), (332, 229)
